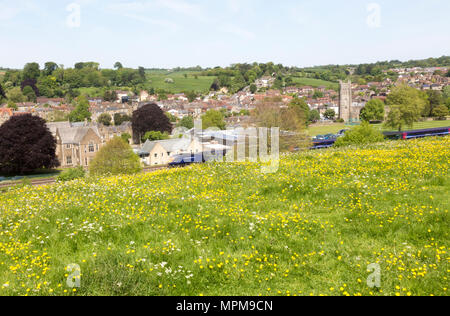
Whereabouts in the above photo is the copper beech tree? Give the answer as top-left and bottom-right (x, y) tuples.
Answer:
(131, 103), (173, 144)
(0, 114), (59, 176)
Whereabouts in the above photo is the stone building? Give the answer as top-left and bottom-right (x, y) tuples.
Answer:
(55, 126), (103, 168)
(339, 80), (352, 122)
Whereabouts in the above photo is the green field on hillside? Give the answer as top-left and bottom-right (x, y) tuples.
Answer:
(307, 120), (450, 136)
(146, 71), (216, 93)
(0, 137), (448, 296)
(291, 77), (339, 90)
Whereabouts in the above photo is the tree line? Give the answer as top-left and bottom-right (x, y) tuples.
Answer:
(0, 62), (147, 104)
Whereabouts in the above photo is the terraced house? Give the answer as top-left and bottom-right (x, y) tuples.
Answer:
(55, 126), (103, 168)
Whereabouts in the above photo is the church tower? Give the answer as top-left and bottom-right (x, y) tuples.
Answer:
(339, 80), (352, 122)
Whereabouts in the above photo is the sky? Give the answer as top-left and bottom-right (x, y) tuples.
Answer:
(0, 0), (449, 69)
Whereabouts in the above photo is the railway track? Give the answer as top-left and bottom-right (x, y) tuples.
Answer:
(0, 166), (169, 190)
(0, 177), (56, 189)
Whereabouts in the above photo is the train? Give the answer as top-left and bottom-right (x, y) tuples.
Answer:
(168, 150), (227, 167)
(166, 126), (450, 166)
(312, 126), (450, 149)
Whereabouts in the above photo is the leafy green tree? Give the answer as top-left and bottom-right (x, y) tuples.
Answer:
(114, 62), (123, 70)
(165, 112), (177, 123)
(360, 99), (385, 122)
(138, 66), (146, 79)
(312, 90), (324, 99)
(423, 90), (443, 117)
(178, 115), (194, 129)
(0, 83), (5, 100)
(142, 131), (170, 142)
(385, 85), (427, 131)
(7, 87), (26, 103)
(186, 91), (197, 102)
(432, 105), (449, 120)
(22, 86), (37, 102)
(308, 109), (320, 123)
(252, 98), (309, 151)
(231, 73), (246, 93)
(114, 113), (131, 126)
(250, 84), (257, 94)
(43, 62), (58, 76)
(334, 122), (385, 147)
(202, 109), (226, 130)
(7, 101), (18, 110)
(121, 133), (132, 144)
(103, 90), (118, 102)
(89, 137), (142, 176)
(37, 76), (58, 97)
(97, 113), (112, 126)
(69, 96), (92, 122)
(289, 98), (309, 126)
(442, 86), (450, 110)
(324, 109), (336, 121)
(23, 62), (40, 80)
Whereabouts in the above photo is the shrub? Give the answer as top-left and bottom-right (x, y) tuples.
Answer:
(334, 122), (385, 147)
(89, 137), (142, 176)
(432, 105), (449, 120)
(142, 131), (170, 142)
(57, 167), (86, 182)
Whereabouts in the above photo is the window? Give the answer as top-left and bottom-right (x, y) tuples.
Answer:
(154, 153), (158, 158)
(66, 156), (72, 164)
(66, 144), (71, 149)
(89, 143), (95, 152)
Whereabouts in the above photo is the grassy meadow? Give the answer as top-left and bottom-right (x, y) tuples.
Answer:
(146, 70), (216, 93)
(0, 137), (449, 296)
(291, 77), (339, 90)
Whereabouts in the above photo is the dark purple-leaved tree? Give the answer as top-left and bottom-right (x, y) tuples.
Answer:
(0, 83), (5, 99)
(0, 114), (59, 176)
(20, 79), (40, 97)
(131, 103), (173, 143)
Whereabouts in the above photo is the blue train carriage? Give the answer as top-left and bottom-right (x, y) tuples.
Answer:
(168, 150), (227, 167)
(383, 126), (450, 140)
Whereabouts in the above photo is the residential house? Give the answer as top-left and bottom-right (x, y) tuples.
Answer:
(140, 138), (203, 166)
(55, 126), (103, 168)
(36, 97), (65, 106)
(255, 76), (275, 89)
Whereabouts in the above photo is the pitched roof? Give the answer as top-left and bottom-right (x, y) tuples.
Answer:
(46, 121), (71, 134)
(57, 126), (101, 144)
(141, 138), (192, 154)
